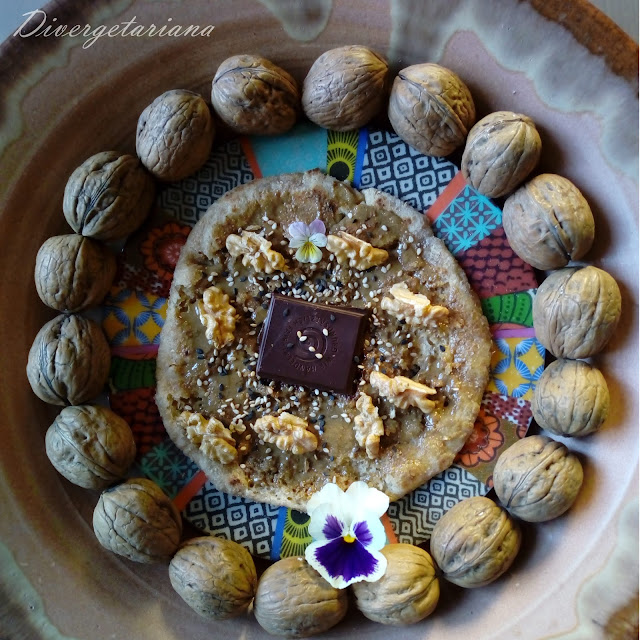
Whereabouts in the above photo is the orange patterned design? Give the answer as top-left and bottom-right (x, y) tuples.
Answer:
(140, 221), (191, 286)
(455, 406), (505, 467)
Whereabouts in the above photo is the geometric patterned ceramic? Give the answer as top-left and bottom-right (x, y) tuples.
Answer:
(101, 123), (543, 558)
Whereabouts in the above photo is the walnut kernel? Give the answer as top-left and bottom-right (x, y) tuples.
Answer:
(253, 412), (318, 454)
(370, 371), (436, 413)
(326, 231), (388, 270)
(195, 286), (237, 348)
(226, 230), (286, 273)
(178, 410), (237, 464)
(380, 282), (448, 325)
(354, 393), (384, 459)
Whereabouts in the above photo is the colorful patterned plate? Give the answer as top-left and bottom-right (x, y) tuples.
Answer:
(101, 123), (544, 558)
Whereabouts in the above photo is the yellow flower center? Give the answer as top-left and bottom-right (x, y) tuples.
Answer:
(343, 534), (356, 543)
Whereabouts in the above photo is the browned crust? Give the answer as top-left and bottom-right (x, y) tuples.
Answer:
(156, 170), (492, 511)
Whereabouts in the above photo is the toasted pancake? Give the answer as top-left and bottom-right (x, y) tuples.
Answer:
(156, 170), (491, 511)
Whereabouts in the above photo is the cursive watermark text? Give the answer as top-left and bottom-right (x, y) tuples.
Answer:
(14, 10), (215, 49)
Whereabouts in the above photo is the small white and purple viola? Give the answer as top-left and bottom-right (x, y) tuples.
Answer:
(304, 481), (389, 589)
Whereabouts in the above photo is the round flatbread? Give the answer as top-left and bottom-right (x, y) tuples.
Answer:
(156, 170), (491, 511)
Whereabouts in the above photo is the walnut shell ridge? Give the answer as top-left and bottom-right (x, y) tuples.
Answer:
(430, 496), (520, 588)
(503, 174), (594, 270)
(351, 544), (439, 625)
(45, 405), (136, 490)
(93, 478), (182, 563)
(26, 314), (111, 406)
(63, 151), (155, 241)
(302, 45), (388, 132)
(211, 54), (299, 135)
(533, 266), (621, 358)
(461, 111), (541, 198)
(532, 359), (610, 437)
(388, 63), (475, 157)
(136, 89), (215, 181)
(493, 435), (584, 522)
(34, 234), (116, 313)
(169, 536), (257, 620)
(253, 556), (348, 637)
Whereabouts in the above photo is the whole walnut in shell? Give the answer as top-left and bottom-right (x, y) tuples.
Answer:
(302, 45), (388, 132)
(430, 496), (520, 588)
(253, 556), (348, 637)
(169, 536), (257, 620)
(461, 111), (541, 198)
(136, 89), (214, 181)
(93, 478), (182, 563)
(533, 359), (610, 437)
(388, 63), (475, 157)
(211, 54), (299, 135)
(351, 544), (439, 625)
(35, 234), (116, 313)
(493, 435), (584, 522)
(503, 174), (595, 270)
(533, 266), (621, 358)
(63, 151), (155, 241)
(45, 405), (136, 489)
(26, 314), (111, 406)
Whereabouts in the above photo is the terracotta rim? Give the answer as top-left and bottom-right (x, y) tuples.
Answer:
(528, 0), (638, 85)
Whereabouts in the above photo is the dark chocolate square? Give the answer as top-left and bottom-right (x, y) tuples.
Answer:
(256, 294), (370, 395)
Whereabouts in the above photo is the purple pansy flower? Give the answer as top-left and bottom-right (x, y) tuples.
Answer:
(288, 219), (327, 264)
(304, 481), (389, 589)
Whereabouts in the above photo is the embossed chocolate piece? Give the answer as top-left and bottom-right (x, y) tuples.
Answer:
(256, 294), (370, 394)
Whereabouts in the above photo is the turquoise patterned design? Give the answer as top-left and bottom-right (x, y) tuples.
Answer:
(135, 437), (200, 498)
(433, 185), (503, 254)
(250, 121), (328, 177)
